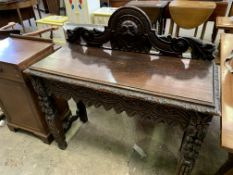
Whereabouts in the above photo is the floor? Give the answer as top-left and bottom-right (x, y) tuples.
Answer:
(0, 6), (232, 175)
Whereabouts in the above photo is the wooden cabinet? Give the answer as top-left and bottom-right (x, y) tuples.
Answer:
(0, 36), (70, 143)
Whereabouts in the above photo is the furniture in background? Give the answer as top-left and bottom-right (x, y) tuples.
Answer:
(0, 0), (41, 32)
(0, 35), (73, 143)
(213, 2), (233, 41)
(109, 0), (130, 7)
(125, 1), (169, 34)
(36, 15), (68, 45)
(216, 17), (233, 34)
(169, 1), (216, 38)
(215, 33), (233, 175)
(64, 0), (100, 24)
(92, 7), (118, 26)
(26, 7), (218, 175)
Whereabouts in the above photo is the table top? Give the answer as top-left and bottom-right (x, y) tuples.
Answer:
(170, 1), (216, 9)
(28, 44), (217, 111)
(216, 17), (233, 30)
(0, 37), (53, 69)
(220, 33), (233, 153)
(0, 0), (37, 10)
(126, 1), (169, 8)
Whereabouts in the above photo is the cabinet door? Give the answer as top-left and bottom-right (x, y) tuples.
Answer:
(0, 78), (43, 132)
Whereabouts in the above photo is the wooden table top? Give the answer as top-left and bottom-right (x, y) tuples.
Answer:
(0, 0), (37, 10)
(0, 37), (53, 69)
(216, 17), (233, 30)
(169, 1), (216, 9)
(29, 44), (217, 108)
(220, 33), (233, 153)
(126, 1), (169, 8)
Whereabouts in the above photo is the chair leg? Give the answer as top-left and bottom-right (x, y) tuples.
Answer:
(169, 19), (174, 36)
(212, 22), (218, 43)
(16, 8), (26, 32)
(200, 21), (208, 40)
(37, 4), (42, 19)
(194, 27), (198, 37)
(175, 26), (180, 37)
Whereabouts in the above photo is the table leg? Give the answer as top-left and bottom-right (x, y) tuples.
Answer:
(16, 8), (26, 32)
(177, 114), (213, 175)
(76, 101), (88, 123)
(31, 77), (67, 150)
(215, 153), (233, 175)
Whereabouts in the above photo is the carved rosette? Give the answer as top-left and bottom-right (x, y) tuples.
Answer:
(66, 7), (216, 60)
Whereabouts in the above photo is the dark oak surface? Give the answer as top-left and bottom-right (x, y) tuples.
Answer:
(30, 45), (215, 107)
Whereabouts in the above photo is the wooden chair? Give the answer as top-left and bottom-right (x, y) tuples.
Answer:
(169, 1), (216, 39)
(0, 22), (58, 39)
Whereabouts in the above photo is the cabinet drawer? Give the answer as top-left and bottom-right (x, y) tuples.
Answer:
(0, 63), (23, 82)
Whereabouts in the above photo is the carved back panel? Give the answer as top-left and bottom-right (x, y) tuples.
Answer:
(66, 7), (216, 61)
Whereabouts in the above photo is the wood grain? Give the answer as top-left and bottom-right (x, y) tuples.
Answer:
(169, 1), (216, 28)
(220, 33), (233, 153)
(30, 44), (215, 106)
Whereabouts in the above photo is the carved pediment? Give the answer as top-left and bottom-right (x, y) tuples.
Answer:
(66, 7), (216, 61)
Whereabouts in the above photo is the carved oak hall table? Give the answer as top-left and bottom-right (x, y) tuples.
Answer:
(25, 7), (219, 175)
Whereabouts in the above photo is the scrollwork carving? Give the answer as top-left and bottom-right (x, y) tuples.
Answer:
(66, 7), (216, 60)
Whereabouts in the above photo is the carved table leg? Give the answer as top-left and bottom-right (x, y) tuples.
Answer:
(177, 113), (213, 175)
(76, 101), (88, 123)
(215, 153), (233, 175)
(31, 77), (67, 150)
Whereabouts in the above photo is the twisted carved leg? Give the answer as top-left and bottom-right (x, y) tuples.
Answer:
(31, 77), (67, 150)
(177, 113), (213, 175)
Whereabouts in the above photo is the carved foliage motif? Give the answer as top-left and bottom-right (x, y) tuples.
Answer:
(31, 77), (67, 149)
(67, 7), (216, 60)
(178, 113), (213, 174)
(42, 78), (209, 130)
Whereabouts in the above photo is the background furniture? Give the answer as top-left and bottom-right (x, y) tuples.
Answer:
(0, 0), (41, 32)
(64, 0), (100, 24)
(125, 1), (169, 34)
(216, 33), (233, 175)
(92, 7), (118, 25)
(0, 36), (70, 143)
(169, 1), (216, 38)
